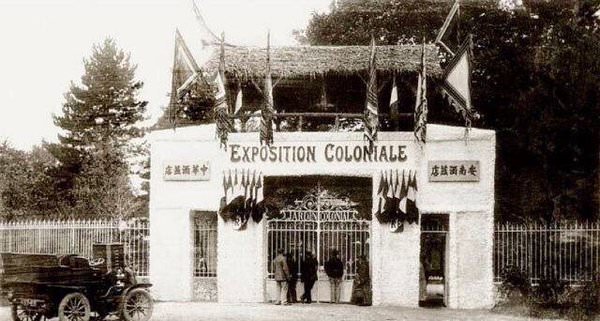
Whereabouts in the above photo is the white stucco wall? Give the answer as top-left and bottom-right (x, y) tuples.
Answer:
(149, 124), (495, 308)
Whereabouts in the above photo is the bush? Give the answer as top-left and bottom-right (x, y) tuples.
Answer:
(565, 277), (600, 321)
(498, 266), (531, 300)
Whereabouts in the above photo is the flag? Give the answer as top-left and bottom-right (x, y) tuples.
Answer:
(406, 171), (419, 224)
(435, 0), (460, 56)
(191, 0), (220, 47)
(363, 37), (378, 149)
(375, 172), (389, 223)
(398, 170), (409, 220)
(382, 170), (396, 220)
(252, 172), (265, 223)
(414, 42), (428, 145)
(214, 34), (233, 149)
(173, 29), (201, 99)
(440, 37), (475, 129)
(234, 86), (243, 114)
(260, 32), (275, 146)
(389, 75), (399, 126)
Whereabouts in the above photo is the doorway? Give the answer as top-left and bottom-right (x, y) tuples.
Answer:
(420, 214), (448, 307)
(264, 176), (372, 303)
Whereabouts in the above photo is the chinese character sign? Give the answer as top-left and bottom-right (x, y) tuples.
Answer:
(428, 160), (479, 182)
(163, 161), (210, 181)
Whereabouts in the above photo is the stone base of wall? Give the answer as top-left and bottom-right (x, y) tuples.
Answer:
(193, 277), (218, 301)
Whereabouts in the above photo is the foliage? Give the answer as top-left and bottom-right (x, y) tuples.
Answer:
(301, 0), (600, 222)
(498, 266), (600, 321)
(73, 143), (141, 219)
(44, 38), (148, 219)
(54, 38), (147, 150)
(0, 141), (70, 219)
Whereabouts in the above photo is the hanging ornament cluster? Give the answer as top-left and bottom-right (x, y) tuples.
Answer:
(374, 170), (419, 225)
(219, 169), (265, 230)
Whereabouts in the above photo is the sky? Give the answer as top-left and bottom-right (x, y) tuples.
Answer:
(0, 0), (332, 150)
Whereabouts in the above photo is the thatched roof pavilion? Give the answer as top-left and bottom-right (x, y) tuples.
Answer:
(202, 44), (442, 80)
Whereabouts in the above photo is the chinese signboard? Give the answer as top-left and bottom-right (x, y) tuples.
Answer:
(428, 160), (480, 182)
(163, 161), (210, 181)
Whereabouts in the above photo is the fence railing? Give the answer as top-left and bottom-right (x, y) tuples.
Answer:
(1, 219), (598, 283)
(0, 219), (149, 277)
(494, 221), (600, 283)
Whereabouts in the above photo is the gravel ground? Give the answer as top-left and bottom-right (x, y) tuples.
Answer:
(0, 301), (556, 321)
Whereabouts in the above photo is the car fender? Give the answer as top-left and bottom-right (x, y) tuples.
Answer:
(122, 283), (152, 297)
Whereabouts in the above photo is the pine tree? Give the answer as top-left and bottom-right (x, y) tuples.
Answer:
(49, 38), (148, 217)
(54, 38), (147, 150)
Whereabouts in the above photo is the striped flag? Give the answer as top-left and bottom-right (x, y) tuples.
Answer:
(234, 86), (243, 114)
(214, 34), (233, 149)
(363, 37), (378, 149)
(389, 75), (399, 126)
(414, 42), (428, 145)
(406, 172), (420, 224)
(260, 32), (275, 146)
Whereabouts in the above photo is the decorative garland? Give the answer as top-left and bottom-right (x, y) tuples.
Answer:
(374, 169), (419, 225)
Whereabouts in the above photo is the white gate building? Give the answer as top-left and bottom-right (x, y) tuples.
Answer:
(149, 36), (496, 309)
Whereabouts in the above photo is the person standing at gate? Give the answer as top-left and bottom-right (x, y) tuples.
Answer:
(325, 249), (344, 303)
(273, 248), (290, 305)
(286, 251), (298, 303)
(300, 250), (318, 303)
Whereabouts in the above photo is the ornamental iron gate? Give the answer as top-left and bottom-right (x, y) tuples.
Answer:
(267, 186), (371, 281)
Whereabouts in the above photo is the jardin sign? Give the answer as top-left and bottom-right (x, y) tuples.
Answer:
(163, 160), (210, 181)
(428, 160), (480, 182)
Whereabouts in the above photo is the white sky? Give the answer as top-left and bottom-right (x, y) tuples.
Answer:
(0, 0), (331, 150)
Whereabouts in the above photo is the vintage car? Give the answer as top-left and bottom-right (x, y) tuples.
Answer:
(0, 243), (153, 321)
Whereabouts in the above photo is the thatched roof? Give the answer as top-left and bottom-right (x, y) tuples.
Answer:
(202, 44), (442, 79)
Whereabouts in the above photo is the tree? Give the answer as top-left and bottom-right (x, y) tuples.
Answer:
(300, 0), (600, 222)
(73, 143), (141, 219)
(54, 38), (147, 150)
(50, 38), (148, 218)
(0, 141), (66, 219)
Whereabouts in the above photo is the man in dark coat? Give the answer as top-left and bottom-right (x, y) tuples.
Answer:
(300, 251), (318, 303)
(350, 255), (372, 306)
(273, 248), (290, 305)
(324, 249), (344, 303)
(286, 251), (298, 303)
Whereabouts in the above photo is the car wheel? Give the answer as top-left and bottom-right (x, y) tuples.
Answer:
(58, 292), (91, 321)
(11, 304), (45, 321)
(120, 288), (153, 321)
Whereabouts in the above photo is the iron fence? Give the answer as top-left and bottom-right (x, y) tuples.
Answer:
(494, 221), (600, 283)
(0, 218), (149, 277)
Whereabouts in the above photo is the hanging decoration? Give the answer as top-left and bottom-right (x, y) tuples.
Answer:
(219, 169), (266, 230)
(414, 41), (428, 145)
(375, 170), (419, 228)
(259, 32), (275, 146)
(213, 33), (233, 149)
(363, 36), (379, 150)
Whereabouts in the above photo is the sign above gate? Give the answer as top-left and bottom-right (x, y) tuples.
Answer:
(229, 143), (409, 164)
(277, 187), (364, 222)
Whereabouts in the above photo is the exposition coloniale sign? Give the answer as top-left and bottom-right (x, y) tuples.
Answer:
(229, 143), (408, 163)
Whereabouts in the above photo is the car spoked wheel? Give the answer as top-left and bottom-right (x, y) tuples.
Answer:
(121, 288), (153, 321)
(11, 304), (45, 321)
(58, 292), (91, 321)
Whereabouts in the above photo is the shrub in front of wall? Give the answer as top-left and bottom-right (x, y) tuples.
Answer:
(565, 277), (600, 321)
(498, 266), (532, 302)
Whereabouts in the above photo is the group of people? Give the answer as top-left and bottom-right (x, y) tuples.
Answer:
(272, 248), (371, 306)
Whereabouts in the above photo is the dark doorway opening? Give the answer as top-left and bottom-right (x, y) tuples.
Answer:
(419, 214), (448, 308)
